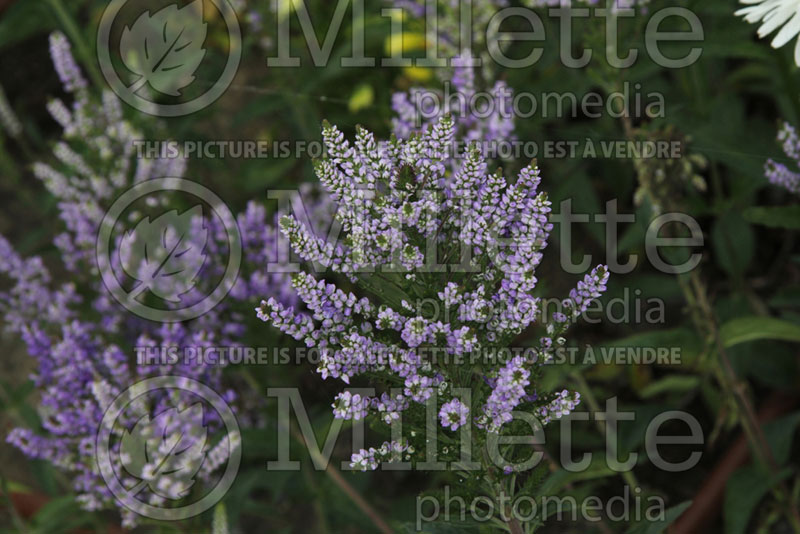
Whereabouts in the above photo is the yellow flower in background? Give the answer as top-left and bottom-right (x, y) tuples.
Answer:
(384, 31), (427, 56)
(402, 65), (433, 82)
(348, 84), (375, 112)
(277, 0), (303, 21)
(383, 30), (432, 83)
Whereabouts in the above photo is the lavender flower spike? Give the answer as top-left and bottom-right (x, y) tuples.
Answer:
(259, 113), (609, 471)
(766, 121), (800, 195)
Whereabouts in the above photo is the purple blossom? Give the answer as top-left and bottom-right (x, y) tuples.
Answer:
(333, 391), (371, 420)
(391, 1), (649, 86)
(49, 32), (87, 93)
(1, 32), (315, 526)
(766, 122), (800, 195)
(538, 390), (582, 425)
(479, 356), (532, 432)
(391, 63), (516, 152)
(258, 113), (609, 466)
(350, 440), (411, 471)
(439, 398), (470, 430)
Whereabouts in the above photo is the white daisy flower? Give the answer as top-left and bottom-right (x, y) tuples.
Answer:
(737, 0), (800, 65)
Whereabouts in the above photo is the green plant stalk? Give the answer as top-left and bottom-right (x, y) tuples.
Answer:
(482, 446), (526, 534)
(572, 372), (641, 491)
(300, 455), (331, 534)
(240, 369), (393, 534)
(504, 502), (525, 534)
(290, 424), (394, 534)
(47, 0), (105, 90)
(0, 110), (40, 210)
(673, 221), (796, 527)
(532, 443), (615, 534)
(0, 477), (29, 534)
(596, 14), (800, 529)
(682, 269), (800, 533)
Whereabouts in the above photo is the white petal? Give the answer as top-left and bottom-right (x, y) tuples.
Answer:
(757, 4), (796, 36)
(794, 32), (800, 64)
(771, 9), (800, 46)
(741, 3), (779, 24)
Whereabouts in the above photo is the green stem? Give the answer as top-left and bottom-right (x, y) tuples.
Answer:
(240, 369), (393, 534)
(572, 372), (641, 491)
(1, 477), (29, 534)
(682, 271), (800, 533)
(301, 456), (331, 534)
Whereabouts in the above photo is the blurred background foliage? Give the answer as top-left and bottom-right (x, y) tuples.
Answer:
(0, 0), (799, 532)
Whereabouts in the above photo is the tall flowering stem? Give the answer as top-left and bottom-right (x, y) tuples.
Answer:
(0, 31), (308, 528)
(258, 113), (609, 494)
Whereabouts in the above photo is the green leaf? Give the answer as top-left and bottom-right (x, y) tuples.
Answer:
(768, 285), (800, 308)
(763, 411), (800, 466)
(31, 495), (92, 534)
(727, 340), (797, 388)
(606, 327), (700, 352)
(618, 404), (673, 457)
(0, 1), (53, 49)
(712, 211), (754, 277)
(399, 522), (481, 533)
(626, 501), (692, 534)
(596, 327), (702, 368)
(720, 316), (800, 348)
(4, 480), (31, 495)
(743, 206), (800, 230)
(638, 375), (701, 399)
(724, 466), (792, 534)
(539, 457), (617, 495)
